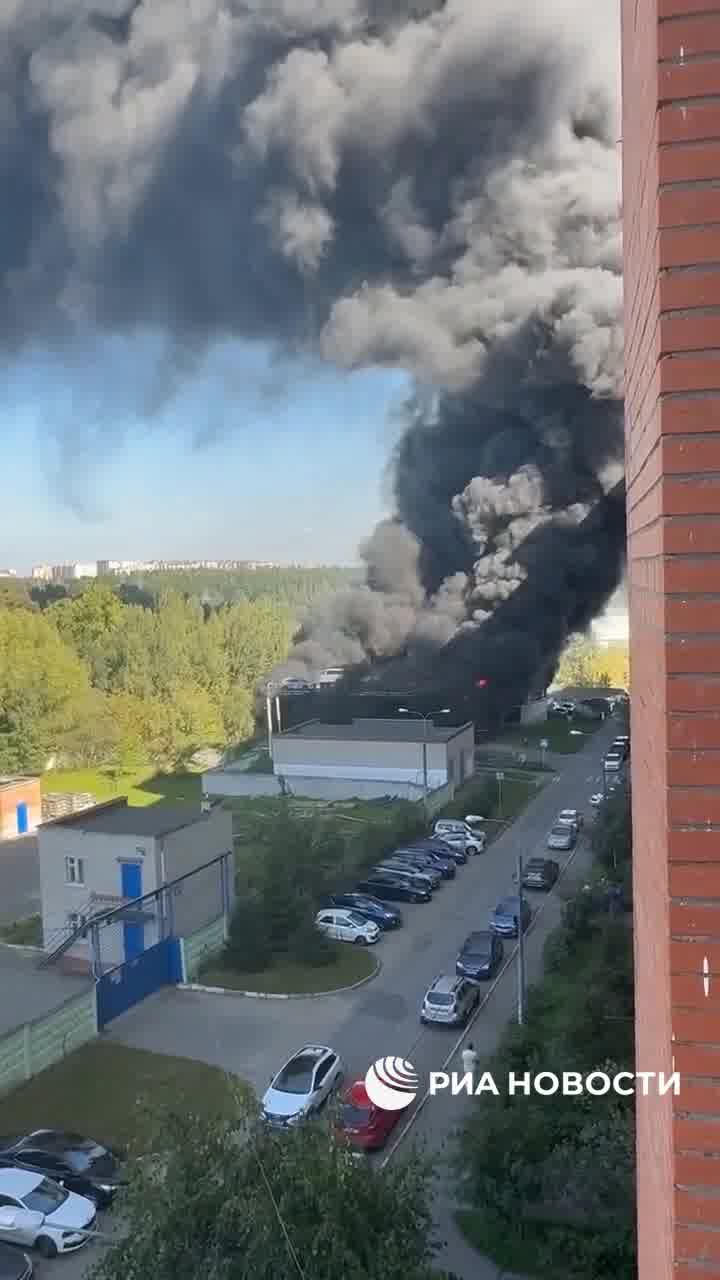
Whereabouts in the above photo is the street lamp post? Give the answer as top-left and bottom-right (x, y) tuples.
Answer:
(397, 706), (452, 819)
(265, 681), (276, 757)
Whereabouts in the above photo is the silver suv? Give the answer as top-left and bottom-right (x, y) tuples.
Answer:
(420, 974), (480, 1026)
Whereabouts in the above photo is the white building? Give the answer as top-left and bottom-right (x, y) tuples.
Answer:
(204, 717), (475, 802)
(38, 799), (233, 973)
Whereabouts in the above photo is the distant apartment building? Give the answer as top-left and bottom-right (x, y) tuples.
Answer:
(0, 568), (17, 578)
(31, 565), (52, 580)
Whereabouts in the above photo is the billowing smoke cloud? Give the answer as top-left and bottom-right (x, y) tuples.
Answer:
(1, 0), (623, 697)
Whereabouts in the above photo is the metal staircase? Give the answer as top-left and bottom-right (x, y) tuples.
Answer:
(37, 893), (126, 969)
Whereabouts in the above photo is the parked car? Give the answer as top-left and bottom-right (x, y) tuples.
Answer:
(262, 1045), (344, 1127)
(420, 974), (480, 1026)
(324, 894), (402, 930)
(281, 677), (313, 693)
(314, 909), (379, 945)
(432, 819), (485, 855)
(407, 837), (467, 865)
(0, 1169), (96, 1258)
(547, 823), (576, 851)
(612, 737), (630, 760)
(374, 863), (436, 893)
(489, 896), (532, 937)
(393, 847), (456, 878)
(556, 808), (583, 830)
(384, 849), (445, 880)
(334, 1080), (401, 1151)
(456, 930), (504, 980)
(0, 1246), (31, 1280)
(521, 858), (560, 891)
(355, 872), (431, 904)
(590, 792), (604, 807)
(603, 750), (623, 772)
(0, 1132), (121, 1210)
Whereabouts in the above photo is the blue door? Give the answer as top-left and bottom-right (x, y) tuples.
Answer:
(15, 803), (28, 835)
(121, 863), (144, 961)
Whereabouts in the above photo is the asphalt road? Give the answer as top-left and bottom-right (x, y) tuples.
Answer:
(30, 720), (619, 1280)
(0, 835), (40, 925)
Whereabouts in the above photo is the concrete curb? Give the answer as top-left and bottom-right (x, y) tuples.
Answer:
(0, 941), (45, 954)
(178, 954), (382, 1000)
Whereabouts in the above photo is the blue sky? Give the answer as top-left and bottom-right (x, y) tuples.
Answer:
(2, 337), (411, 572)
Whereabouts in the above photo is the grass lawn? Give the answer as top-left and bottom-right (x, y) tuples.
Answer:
(497, 716), (603, 755)
(40, 767), (202, 808)
(201, 943), (378, 994)
(0, 1041), (245, 1154)
(0, 914), (42, 946)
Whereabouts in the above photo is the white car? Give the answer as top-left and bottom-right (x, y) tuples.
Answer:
(433, 819), (485, 855)
(262, 1045), (344, 1127)
(557, 809), (583, 831)
(314, 909), (379, 945)
(603, 751), (623, 772)
(0, 1168), (96, 1257)
(590, 792), (604, 807)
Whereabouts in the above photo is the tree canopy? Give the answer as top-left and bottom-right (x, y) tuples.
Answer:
(93, 1098), (441, 1280)
(0, 579), (297, 773)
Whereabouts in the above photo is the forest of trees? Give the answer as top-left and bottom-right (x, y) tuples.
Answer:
(0, 576), (308, 774)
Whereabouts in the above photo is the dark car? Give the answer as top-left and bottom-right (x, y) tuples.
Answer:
(489, 896), (532, 938)
(375, 862), (437, 892)
(391, 848), (455, 879)
(0, 1245), (32, 1280)
(456, 930), (504, 980)
(407, 837), (467, 865)
(521, 858), (560, 891)
(356, 872), (431, 904)
(325, 893), (402, 929)
(396, 846), (456, 878)
(0, 1131), (122, 1210)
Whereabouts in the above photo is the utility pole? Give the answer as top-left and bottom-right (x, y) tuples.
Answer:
(421, 720), (429, 821)
(517, 853), (526, 1026)
(496, 770), (504, 816)
(265, 683), (274, 757)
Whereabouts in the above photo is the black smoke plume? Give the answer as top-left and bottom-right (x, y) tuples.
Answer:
(1, 0), (623, 706)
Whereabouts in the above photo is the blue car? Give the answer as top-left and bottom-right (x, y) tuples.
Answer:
(489, 896), (532, 938)
(324, 893), (402, 929)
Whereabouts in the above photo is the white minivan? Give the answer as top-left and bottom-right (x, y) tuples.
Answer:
(314, 909), (379, 945)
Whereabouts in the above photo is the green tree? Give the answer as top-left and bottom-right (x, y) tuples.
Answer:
(0, 607), (93, 771)
(94, 1101), (439, 1280)
(48, 583), (125, 684)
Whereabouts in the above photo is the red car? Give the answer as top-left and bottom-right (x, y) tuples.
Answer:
(334, 1080), (402, 1151)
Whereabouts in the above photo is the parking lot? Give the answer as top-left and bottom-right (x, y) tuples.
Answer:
(26, 721), (620, 1280)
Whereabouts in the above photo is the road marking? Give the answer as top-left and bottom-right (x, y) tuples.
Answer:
(380, 836), (587, 1167)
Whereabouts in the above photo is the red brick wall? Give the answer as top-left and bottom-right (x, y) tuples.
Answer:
(622, 1), (720, 1275)
(0, 778), (42, 840)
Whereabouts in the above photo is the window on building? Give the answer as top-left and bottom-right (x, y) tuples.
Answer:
(65, 856), (85, 885)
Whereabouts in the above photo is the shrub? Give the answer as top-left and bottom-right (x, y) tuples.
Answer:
(224, 891), (271, 971)
(289, 914), (335, 967)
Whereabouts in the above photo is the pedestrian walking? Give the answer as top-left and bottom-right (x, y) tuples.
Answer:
(461, 1041), (478, 1081)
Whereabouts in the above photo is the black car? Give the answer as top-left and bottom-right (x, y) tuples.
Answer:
(0, 1245), (31, 1280)
(456, 930), (504, 980)
(324, 893), (402, 929)
(521, 858), (560, 890)
(394, 846), (456, 878)
(356, 872), (431, 904)
(407, 837), (467, 865)
(0, 1131), (122, 1209)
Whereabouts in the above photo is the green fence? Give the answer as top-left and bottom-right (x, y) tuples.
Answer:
(0, 988), (98, 1099)
(180, 915), (227, 982)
